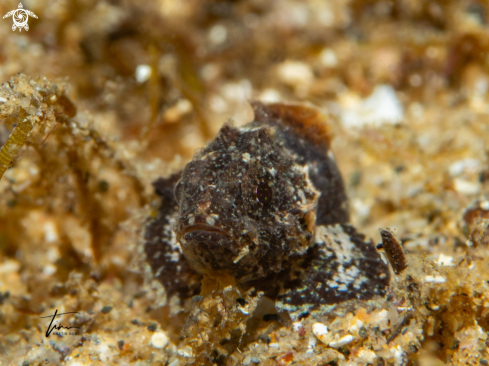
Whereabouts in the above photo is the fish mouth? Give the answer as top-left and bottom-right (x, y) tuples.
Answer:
(177, 224), (241, 274)
(178, 224), (233, 239)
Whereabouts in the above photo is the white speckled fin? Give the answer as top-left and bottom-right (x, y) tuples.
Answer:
(276, 224), (390, 320)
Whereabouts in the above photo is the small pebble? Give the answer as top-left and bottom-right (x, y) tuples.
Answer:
(436, 253), (453, 266)
(329, 334), (354, 348)
(319, 48), (338, 68)
(258, 88), (281, 102)
(20, 97), (30, 108)
(312, 323), (328, 337)
(4, 333), (21, 343)
(448, 158), (480, 177)
(117, 340), (124, 351)
(340, 84), (404, 127)
(135, 65), (151, 83)
(101, 305), (112, 314)
(276, 60), (313, 87)
(453, 178), (479, 195)
(424, 275), (446, 283)
(209, 24), (227, 45)
(151, 331), (169, 349)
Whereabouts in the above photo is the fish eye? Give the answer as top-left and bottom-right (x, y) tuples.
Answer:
(174, 179), (184, 204)
(254, 180), (273, 206)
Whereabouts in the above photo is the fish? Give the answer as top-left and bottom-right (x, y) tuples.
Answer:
(144, 102), (390, 319)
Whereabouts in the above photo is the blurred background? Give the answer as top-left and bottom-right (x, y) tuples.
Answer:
(0, 0), (486, 160)
(0, 0), (487, 232)
(1, 1), (489, 364)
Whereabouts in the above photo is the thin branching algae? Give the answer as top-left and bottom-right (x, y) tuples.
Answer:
(0, 75), (76, 181)
(1, 1), (489, 365)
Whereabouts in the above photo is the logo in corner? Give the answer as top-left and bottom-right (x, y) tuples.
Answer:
(3, 3), (38, 32)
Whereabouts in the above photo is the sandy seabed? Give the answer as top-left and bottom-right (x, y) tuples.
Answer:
(0, 1), (489, 365)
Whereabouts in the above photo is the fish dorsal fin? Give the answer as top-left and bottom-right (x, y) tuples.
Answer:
(251, 101), (332, 148)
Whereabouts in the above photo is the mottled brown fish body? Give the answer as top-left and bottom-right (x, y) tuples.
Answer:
(251, 102), (349, 226)
(144, 102), (389, 317)
(379, 229), (408, 275)
(173, 102), (350, 282)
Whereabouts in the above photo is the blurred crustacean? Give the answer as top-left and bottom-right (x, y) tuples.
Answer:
(144, 102), (390, 319)
(378, 229), (408, 275)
